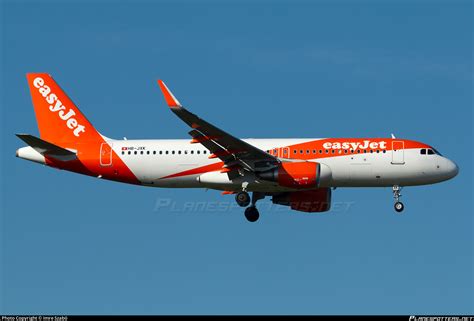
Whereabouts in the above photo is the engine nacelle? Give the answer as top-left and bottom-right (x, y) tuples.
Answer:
(197, 171), (232, 185)
(258, 162), (321, 188)
(272, 188), (332, 213)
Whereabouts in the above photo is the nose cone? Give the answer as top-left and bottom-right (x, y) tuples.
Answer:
(444, 158), (459, 179)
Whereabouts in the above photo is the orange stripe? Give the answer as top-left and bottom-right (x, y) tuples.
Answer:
(160, 161), (224, 179)
(45, 141), (140, 185)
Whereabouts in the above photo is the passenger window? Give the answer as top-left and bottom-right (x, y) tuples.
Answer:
(159, 151), (162, 155)
(203, 150), (207, 154)
(172, 151), (175, 155)
(191, 150), (194, 154)
(300, 150), (303, 154)
(147, 151), (150, 155)
(331, 150), (335, 154)
(313, 150), (316, 154)
(197, 150), (200, 154)
(325, 150), (329, 154)
(319, 150), (322, 154)
(178, 151), (181, 155)
(140, 151), (144, 155)
(121, 151), (124, 155)
(165, 151), (169, 155)
(427, 149), (435, 155)
(357, 150), (360, 153)
(420, 149), (426, 155)
(128, 151), (131, 155)
(344, 150), (348, 154)
(306, 150), (310, 154)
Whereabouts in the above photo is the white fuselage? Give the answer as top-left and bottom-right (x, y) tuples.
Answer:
(103, 138), (458, 192)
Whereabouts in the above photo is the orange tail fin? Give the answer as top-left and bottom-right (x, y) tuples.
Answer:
(26, 73), (102, 148)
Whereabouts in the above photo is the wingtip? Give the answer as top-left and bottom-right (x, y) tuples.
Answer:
(157, 80), (182, 107)
(15, 133), (28, 138)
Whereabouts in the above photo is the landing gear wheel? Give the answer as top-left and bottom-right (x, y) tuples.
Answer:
(394, 201), (404, 213)
(392, 185), (404, 213)
(244, 206), (260, 222)
(235, 191), (251, 207)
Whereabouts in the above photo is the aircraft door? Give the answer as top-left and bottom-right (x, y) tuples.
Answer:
(100, 143), (113, 166)
(279, 147), (290, 158)
(391, 141), (405, 164)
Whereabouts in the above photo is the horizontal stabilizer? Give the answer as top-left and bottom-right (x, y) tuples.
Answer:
(16, 134), (77, 161)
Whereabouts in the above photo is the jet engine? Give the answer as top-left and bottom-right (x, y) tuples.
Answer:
(258, 162), (330, 188)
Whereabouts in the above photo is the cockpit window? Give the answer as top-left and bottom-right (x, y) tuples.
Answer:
(432, 148), (442, 156)
(422, 147), (442, 156)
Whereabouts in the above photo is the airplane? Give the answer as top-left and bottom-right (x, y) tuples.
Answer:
(16, 74), (459, 222)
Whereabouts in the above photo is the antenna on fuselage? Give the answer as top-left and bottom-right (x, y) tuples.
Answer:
(391, 133), (396, 139)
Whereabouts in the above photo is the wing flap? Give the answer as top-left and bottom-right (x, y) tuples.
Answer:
(188, 130), (236, 163)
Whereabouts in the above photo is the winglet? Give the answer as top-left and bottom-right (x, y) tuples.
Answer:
(157, 80), (182, 107)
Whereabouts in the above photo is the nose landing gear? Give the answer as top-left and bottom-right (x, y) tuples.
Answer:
(393, 185), (404, 213)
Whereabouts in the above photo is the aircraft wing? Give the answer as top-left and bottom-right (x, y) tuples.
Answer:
(157, 80), (279, 172)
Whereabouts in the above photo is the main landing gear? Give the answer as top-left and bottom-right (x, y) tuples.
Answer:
(235, 187), (265, 222)
(244, 206), (259, 223)
(392, 185), (404, 213)
(235, 191), (251, 207)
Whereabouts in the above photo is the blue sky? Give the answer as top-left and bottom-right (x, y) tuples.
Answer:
(1, 0), (472, 315)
